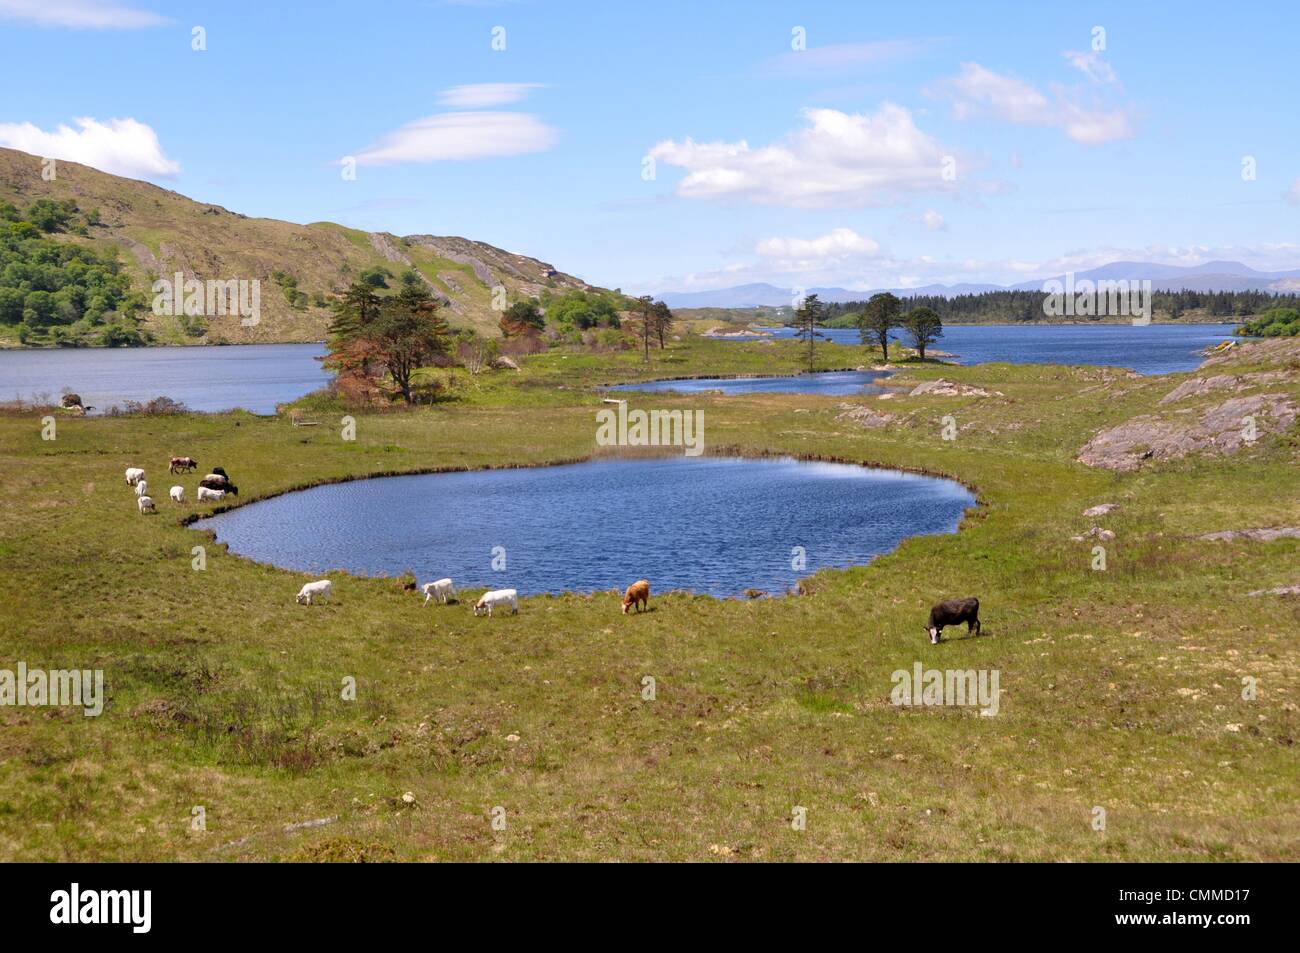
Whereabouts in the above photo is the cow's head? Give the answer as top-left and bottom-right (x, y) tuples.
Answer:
(928, 627), (940, 645)
(473, 602), (487, 616)
(296, 591), (307, 605)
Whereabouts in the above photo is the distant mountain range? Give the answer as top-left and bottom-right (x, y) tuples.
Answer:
(659, 261), (1300, 309)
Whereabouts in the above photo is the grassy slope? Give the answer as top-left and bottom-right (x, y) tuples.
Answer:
(0, 148), (594, 344)
(0, 338), (1296, 861)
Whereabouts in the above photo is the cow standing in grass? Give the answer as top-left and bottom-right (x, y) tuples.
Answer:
(927, 597), (981, 644)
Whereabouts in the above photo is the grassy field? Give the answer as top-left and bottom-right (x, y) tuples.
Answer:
(0, 337), (1296, 861)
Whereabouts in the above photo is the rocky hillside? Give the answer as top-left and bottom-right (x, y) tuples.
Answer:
(0, 147), (595, 344)
(1077, 337), (1300, 471)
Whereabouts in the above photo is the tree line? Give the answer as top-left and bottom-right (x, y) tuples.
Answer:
(820, 288), (1300, 325)
(793, 292), (942, 370)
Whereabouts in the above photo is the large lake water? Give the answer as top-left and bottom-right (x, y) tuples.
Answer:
(0, 324), (1239, 411)
(611, 323), (1239, 396)
(0, 343), (329, 414)
(748, 323), (1240, 376)
(194, 457), (976, 597)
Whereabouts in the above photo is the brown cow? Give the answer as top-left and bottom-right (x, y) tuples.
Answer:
(622, 579), (650, 614)
(169, 456), (198, 474)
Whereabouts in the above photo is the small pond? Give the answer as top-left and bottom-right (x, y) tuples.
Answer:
(195, 456), (976, 597)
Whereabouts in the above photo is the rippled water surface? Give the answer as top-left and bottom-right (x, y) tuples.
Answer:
(0, 343), (329, 414)
(196, 457), (976, 597)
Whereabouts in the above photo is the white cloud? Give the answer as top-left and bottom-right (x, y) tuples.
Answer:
(350, 111), (558, 165)
(638, 241), (1300, 297)
(1063, 50), (1117, 85)
(648, 104), (958, 208)
(0, 0), (165, 28)
(1286, 177), (1300, 205)
(755, 227), (880, 260)
(767, 39), (934, 74)
(921, 209), (947, 231)
(437, 83), (543, 108)
(0, 117), (179, 177)
(931, 62), (1135, 144)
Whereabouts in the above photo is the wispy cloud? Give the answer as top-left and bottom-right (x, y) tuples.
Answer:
(349, 111), (557, 165)
(648, 104), (960, 208)
(0, 0), (165, 28)
(1063, 50), (1117, 86)
(766, 39), (936, 75)
(930, 62), (1135, 144)
(0, 117), (179, 177)
(755, 227), (881, 261)
(437, 83), (544, 108)
(920, 209), (947, 231)
(639, 242), (1300, 296)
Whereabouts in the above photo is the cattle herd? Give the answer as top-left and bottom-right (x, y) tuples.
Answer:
(125, 459), (982, 640)
(125, 457), (237, 516)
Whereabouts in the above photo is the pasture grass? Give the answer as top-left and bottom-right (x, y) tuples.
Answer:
(0, 337), (1296, 860)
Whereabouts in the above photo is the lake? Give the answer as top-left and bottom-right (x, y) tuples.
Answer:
(194, 456), (976, 598)
(611, 369), (889, 396)
(0, 325), (1240, 411)
(0, 343), (330, 414)
(753, 323), (1241, 376)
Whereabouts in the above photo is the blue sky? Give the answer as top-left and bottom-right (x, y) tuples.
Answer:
(3, 0), (1299, 294)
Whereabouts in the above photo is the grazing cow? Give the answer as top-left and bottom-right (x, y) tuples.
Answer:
(197, 486), (225, 502)
(169, 485), (185, 503)
(927, 597), (981, 645)
(170, 456), (198, 474)
(295, 580), (332, 606)
(210, 467), (228, 479)
(473, 588), (518, 617)
(200, 475), (238, 496)
(125, 467), (145, 486)
(137, 495), (156, 514)
(622, 579), (650, 614)
(134, 479), (148, 497)
(422, 578), (457, 605)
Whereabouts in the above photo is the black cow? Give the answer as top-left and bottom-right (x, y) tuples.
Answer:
(200, 475), (238, 496)
(927, 597), (980, 644)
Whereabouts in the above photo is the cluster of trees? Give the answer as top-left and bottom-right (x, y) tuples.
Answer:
(520, 288), (673, 355)
(0, 200), (148, 346)
(1238, 307), (1300, 337)
(793, 292), (942, 368)
(633, 295), (673, 360)
(324, 280), (451, 404)
(822, 288), (1300, 325)
(857, 292), (943, 361)
(540, 289), (623, 330)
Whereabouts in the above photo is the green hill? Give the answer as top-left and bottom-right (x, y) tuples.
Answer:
(0, 147), (598, 345)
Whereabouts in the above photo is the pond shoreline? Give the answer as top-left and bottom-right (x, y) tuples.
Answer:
(186, 447), (983, 597)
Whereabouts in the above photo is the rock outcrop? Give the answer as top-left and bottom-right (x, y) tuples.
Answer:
(1077, 393), (1297, 471)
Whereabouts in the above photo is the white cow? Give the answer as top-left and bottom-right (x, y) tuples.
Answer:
(422, 578), (457, 605)
(125, 467), (145, 486)
(473, 588), (518, 617)
(134, 479), (148, 497)
(295, 580), (332, 605)
(169, 485), (185, 503)
(197, 486), (225, 502)
(137, 495), (156, 514)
